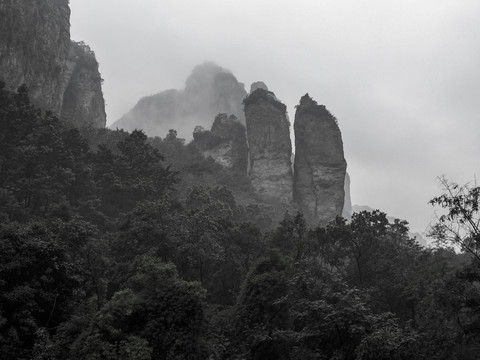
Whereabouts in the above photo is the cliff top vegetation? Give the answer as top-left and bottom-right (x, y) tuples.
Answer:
(243, 88), (287, 114)
(296, 93), (339, 126)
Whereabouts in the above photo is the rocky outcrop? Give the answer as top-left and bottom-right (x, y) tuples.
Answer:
(0, 0), (71, 112)
(60, 41), (106, 128)
(244, 88), (293, 204)
(113, 62), (247, 139)
(0, 0), (106, 128)
(293, 94), (347, 225)
(193, 113), (248, 173)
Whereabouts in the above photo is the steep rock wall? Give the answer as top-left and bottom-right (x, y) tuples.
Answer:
(113, 62), (247, 139)
(60, 41), (106, 128)
(293, 94), (347, 225)
(0, 0), (71, 112)
(0, 0), (106, 127)
(244, 89), (293, 204)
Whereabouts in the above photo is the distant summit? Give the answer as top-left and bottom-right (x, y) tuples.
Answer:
(112, 62), (247, 139)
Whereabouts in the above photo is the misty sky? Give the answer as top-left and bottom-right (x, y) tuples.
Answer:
(70, 0), (480, 234)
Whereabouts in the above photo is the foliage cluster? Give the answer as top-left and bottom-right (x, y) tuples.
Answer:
(193, 125), (224, 150)
(71, 41), (102, 76)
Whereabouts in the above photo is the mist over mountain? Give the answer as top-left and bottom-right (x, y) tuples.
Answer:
(112, 62), (247, 139)
(113, 64), (351, 226)
(2, 2), (479, 358)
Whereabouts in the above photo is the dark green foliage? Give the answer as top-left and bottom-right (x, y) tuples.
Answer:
(108, 186), (264, 306)
(0, 221), (81, 359)
(429, 176), (480, 261)
(311, 211), (424, 320)
(193, 125), (224, 150)
(0, 83), (90, 219)
(91, 129), (179, 219)
(71, 258), (208, 360)
(269, 212), (311, 261)
(229, 213), (423, 359)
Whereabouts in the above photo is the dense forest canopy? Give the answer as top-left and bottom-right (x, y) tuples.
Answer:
(1, 83), (480, 359)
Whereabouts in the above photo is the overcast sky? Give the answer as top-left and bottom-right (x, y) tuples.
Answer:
(70, 0), (480, 234)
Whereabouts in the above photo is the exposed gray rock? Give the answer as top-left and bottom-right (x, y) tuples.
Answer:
(244, 89), (293, 204)
(60, 41), (106, 128)
(0, 0), (106, 127)
(0, 0), (71, 112)
(293, 94), (347, 225)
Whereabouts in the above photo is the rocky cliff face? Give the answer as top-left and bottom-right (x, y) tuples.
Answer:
(113, 62), (247, 139)
(0, 0), (106, 127)
(244, 89), (293, 204)
(60, 41), (106, 128)
(293, 94), (347, 225)
(0, 0), (70, 112)
(193, 113), (248, 173)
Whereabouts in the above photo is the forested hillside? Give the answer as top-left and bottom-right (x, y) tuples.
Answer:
(1, 83), (480, 359)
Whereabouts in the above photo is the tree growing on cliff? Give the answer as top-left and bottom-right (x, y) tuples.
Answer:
(429, 176), (480, 261)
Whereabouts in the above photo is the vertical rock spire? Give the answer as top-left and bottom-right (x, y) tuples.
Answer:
(293, 94), (347, 225)
(244, 88), (293, 204)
